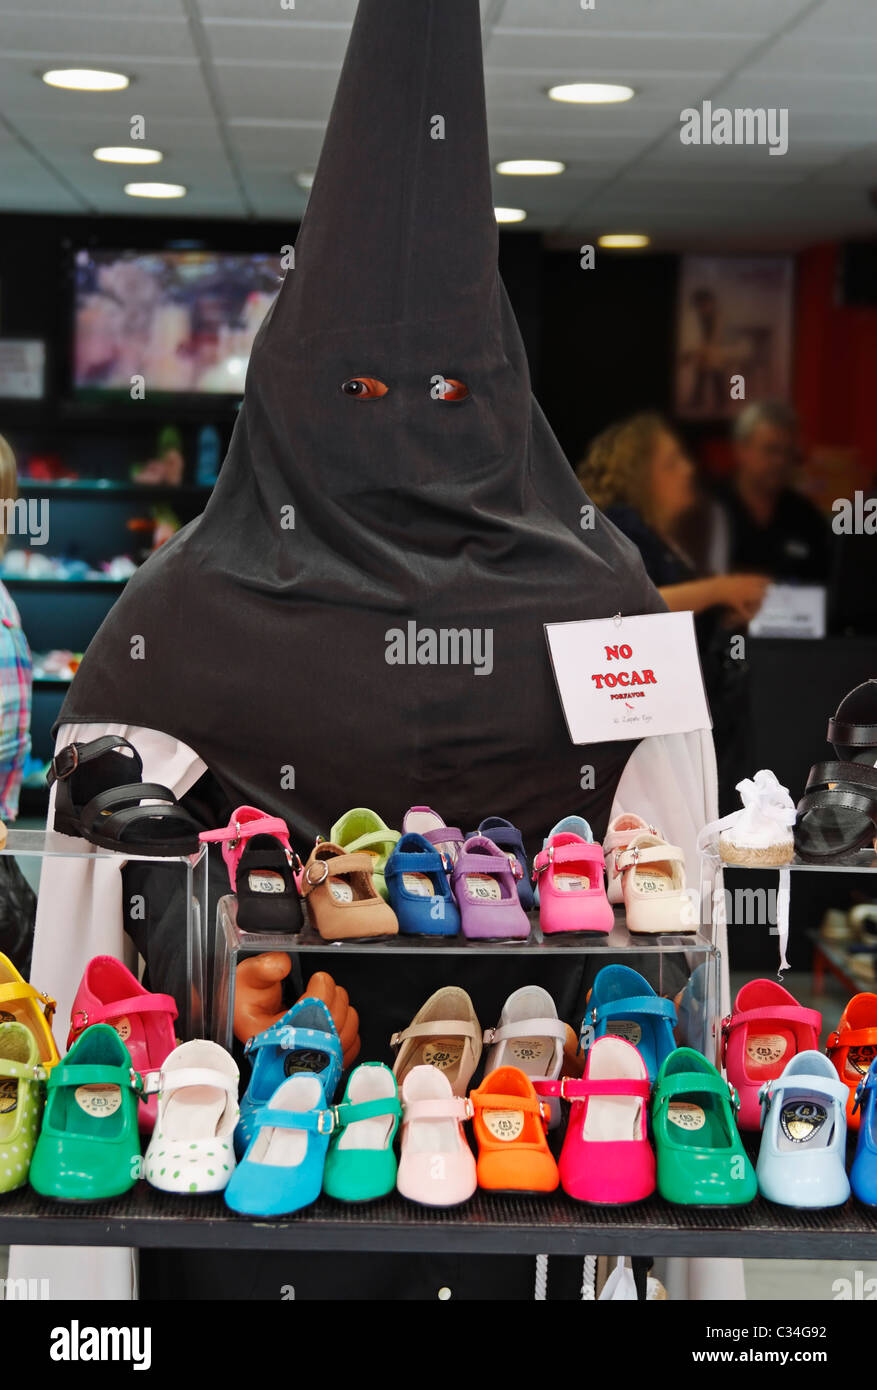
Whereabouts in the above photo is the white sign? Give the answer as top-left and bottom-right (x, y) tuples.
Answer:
(0, 340), (45, 399)
(544, 611), (712, 744)
(748, 584), (826, 640)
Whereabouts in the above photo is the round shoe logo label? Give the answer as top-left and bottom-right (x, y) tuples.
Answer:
(247, 870), (285, 894)
(847, 1046), (877, 1077)
(484, 1109), (524, 1142)
(111, 1016), (131, 1043)
(607, 1020), (642, 1046)
(402, 872), (435, 898)
(0, 1079), (17, 1114)
(74, 1084), (122, 1118)
(509, 1038), (549, 1065)
(328, 879), (354, 904)
(667, 1102), (705, 1131)
(780, 1101), (826, 1143)
(746, 1034), (787, 1066)
(283, 1050), (328, 1077)
(423, 1040), (464, 1072)
(464, 874), (502, 902)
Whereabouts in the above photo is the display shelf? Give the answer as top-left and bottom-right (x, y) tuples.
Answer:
(700, 844), (877, 874)
(18, 480), (213, 500)
(1, 1183), (875, 1259)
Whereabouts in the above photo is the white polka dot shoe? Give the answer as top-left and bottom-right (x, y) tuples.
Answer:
(0, 1021), (46, 1194)
(143, 1040), (239, 1196)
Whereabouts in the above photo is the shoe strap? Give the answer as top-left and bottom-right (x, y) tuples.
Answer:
(340, 828), (400, 859)
(805, 760), (877, 794)
(469, 1088), (549, 1124)
(0, 980), (57, 1023)
(419, 826), (464, 849)
(616, 842), (684, 870)
(403, 1096), (472, 1123)
(300, 850), (375, 896)
(726, 1003), (821, 1033)
(386, 848), (449, 878)
(827, 1024), (877, 1051)
(200, 814), (291, 846)
(244, 1017), (340, 1059)
(483, 1018), (566, 1045)
(390, 1019), (480, 1048)
(48, 734), (141, 787)
(762, 1073), (850, 1114)
(70, 992), (178, 1034)
(536, 1076), (650, 1101)
(48, 1062), (142, 1093)
(334, 1096), (401, 1127)
(478, 820), (525, 853)
(0, 1056), (46, 1083)
(155, 1067), (237, 1100)
(828, 718), (877, 748)
(587, 995), (676, 1027)
(454, 847), (514, 878)
(254, 1105), (336, 1136)
(534, 841), (604, 875)
(654, 1069), (734, 1106)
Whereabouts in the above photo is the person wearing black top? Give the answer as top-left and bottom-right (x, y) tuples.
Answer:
(716, 401), (831, 583)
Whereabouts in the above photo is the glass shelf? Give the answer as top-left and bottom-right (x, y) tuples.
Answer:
(700, 843), (877, 874)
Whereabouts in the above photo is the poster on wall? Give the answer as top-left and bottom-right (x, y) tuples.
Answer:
(0, 339), (46, 399)
(675, 255), (793, 420)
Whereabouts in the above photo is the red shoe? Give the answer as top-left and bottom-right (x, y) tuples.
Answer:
(537, 1036), (654, 1204)
(69, 955), (178, 1133)
(721, 979), (821, 1131)
(827, 993), (877, 1132)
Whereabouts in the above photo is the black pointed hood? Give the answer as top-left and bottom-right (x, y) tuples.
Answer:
(61, 0), (663, 851)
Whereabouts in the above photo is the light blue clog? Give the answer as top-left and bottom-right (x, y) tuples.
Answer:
(849, 1058), (877, 1206)
(583, 964), (677, 1082)
(235, 997), (342, 1156)
(385, 833), (460, 936)
(757, 1050), (850, 1209)
(534, 816), (592, 905)
(225, 1073), (333, 1217)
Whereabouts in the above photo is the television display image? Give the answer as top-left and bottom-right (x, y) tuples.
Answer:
(72, 249), (284, 396)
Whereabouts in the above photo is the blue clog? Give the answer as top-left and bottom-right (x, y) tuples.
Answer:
(582, 965), (677, 1082)
(385, 833), (460, 936)
(225, 1073), (333, 1216)
(534, 816), (592, 905)
(850, 1057), (877, 1206)
(757, 1051), (850, 1209)
(475, 817), (534, 910)
(235, 997), (342, 1156)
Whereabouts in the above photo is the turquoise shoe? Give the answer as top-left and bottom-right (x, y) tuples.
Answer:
(851, 1058), (877, 1206)
(323, 1062), (401, 1202)
(758, 1051), (850, 1209)
(236, 997), (342, 1156)
(225, 1074), (333, 1217)
(583, 965), (677, 1082)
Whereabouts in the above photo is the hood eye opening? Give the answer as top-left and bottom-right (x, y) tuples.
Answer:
(434, 377), (470, 402)
(341, 377), (388, 399)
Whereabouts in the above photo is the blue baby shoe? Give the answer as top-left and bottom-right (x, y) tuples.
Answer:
(235, 997), (342, 1156)
(583, 964), (676, 1082)
(757, 1050), (850, 1209)
(225, 1073), (333, 1217)
(475, 817), (534, 911)
(385, 833), (460, 936)
(850, 1057), (877, 1207)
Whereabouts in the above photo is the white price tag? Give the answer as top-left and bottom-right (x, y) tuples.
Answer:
(544, 611), (711, 745)
(748, 584), (826, 639)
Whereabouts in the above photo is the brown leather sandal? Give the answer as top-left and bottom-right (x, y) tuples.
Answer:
(300, 841), (398, 940)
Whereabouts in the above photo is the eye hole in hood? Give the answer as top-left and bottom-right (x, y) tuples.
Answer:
(434, 377), (469, 402)
(341, 376), (389, 398)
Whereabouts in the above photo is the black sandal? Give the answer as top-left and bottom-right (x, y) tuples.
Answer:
(48, 735), (202, 857)
(794, 760), (877, 863)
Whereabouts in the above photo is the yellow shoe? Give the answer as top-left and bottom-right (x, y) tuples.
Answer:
(0, 952), (60, 1070)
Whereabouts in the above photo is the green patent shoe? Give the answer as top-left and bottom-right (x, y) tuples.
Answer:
(329, 809), (400, 901)
(652, 1047), (757, 1207)
(29, 1023), (143, 1202)
(322, 1062), (400, 1202)
(0, 1022), (46, 1194)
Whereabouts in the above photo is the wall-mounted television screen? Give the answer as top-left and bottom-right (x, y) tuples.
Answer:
(72, 249), (284, 396)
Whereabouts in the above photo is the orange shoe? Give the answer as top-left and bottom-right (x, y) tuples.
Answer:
(827, 992), (877, 1131)
(469, 1066), (559, 1193)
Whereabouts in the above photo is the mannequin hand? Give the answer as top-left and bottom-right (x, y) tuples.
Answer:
(234, 959), (361, 1068)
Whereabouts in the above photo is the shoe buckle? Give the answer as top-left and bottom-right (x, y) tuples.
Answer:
(463, 1098), (474, 1120)
(227, 819), (242, 851)
(52, 745), (78, 781)
(70, 1009), (88, 1032)
(539, 1101), (551, 1125)
(284, 846), (304, 873)
(560, 1077), (577, 1101)
(482, 1027), (496, 1045)
(389, 1032), (403, 1050)
(305, 860), (330, 888)
(317, 1107), (338, 1135)
(37, 989), (56, 1024)
(32, 1065), (48, 1082)
(130, 1068), (144, 1095)
(728, 1081), (740, 1112)
(142, 1070), (163, 1096)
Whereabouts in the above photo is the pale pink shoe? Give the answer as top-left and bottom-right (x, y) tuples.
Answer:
(538, 1036), (654, 1204)
(401, 806), (465, 865)
(533, 833), (614, 935)
(397, 1065), (476, 1207)
(603, 813), (661, 905)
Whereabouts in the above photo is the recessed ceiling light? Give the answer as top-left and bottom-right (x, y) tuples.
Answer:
(124, 181), (186, 199)
(494, 207), (527, 224)
(296, 171), (315, 190)
(42, 68), (129, 92)
(94, 146), (163, 165)
(598, 233), (650, 249)
(496, 159), (565, 176)
(548, 83), (634, 104)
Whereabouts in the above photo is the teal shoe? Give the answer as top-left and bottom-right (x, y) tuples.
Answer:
(323, 1063), (401, 1202)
